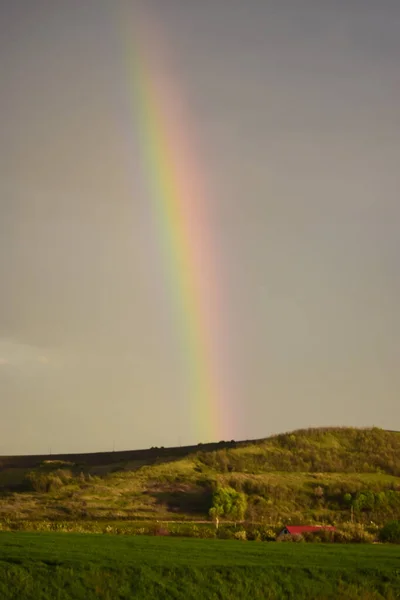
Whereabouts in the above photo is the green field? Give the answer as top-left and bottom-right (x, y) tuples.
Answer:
(0, 532), (399, 599)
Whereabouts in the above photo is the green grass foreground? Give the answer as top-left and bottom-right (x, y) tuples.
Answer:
(0, 532), (399, 599)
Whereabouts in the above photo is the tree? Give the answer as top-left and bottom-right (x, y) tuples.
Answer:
(209, 486), (247, 528)
(230, 491), (247, 522)
(343, 493), (352, 506)
(379, 520), (400, 544)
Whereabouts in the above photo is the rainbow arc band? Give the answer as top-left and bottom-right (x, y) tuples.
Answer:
(122, 13), (227, 442)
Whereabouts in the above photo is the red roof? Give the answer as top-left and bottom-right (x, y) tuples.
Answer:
(285, 525), (336, 534)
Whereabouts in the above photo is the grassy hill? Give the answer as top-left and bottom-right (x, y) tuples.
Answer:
(0, 427), (399, 527)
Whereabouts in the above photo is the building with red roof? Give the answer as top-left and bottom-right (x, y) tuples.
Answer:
(278, 525), (336, 538)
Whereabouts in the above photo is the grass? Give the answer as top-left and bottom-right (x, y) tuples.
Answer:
(0, 532), (399, 599)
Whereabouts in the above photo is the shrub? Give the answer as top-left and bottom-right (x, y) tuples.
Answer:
(247, 530), (262, 542)
(197, 526), (216, 539)
(24, 469), (72, 493)
(151, 524), (169, 536)
(302, 531), (333, 543)
(247, 525), (277, 542)
(378, 520), (400, 544)
(136, 527), (147, 535)
(167, 524), (214, 539)
(278, 533), (304, 543)
(343, 493), (352, 506)
(217, 527), (236, 540)
(234, 530), (247, 541)
(277, 534), (293, 543)
(334, 523), (375, 544)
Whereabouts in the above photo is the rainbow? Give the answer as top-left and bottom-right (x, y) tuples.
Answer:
(120, 11), (230, 442)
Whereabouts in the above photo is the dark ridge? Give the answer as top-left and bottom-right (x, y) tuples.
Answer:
(0, 439), (250, 469)
(0, 427), (397, 470)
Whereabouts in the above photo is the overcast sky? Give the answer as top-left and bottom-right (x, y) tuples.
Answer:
(1, 0), (399, 454)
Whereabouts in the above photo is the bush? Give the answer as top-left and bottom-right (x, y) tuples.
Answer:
(24, 469), (73, 493)
(247, 530), (262, 542)
(151, 524), (169, 536)
(334, 523), (375, 544)
(276, 534), (289, 543)
(302, 529), (335, 543)
(246, 525), (277, 542)
(234, 530), (247, 541)
(379, 520), (400, 544)
(196, 526), (215, 539)
(216, 527), (236, 540)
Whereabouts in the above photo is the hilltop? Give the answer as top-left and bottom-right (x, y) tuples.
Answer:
(0, 427), (399, 526)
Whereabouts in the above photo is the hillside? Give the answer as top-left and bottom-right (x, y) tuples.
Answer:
(0, 427), (399, 527)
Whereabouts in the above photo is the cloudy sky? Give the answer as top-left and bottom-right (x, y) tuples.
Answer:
(1, 0), (399, 454)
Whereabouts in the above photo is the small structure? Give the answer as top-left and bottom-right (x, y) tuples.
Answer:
(277, 525), (336, 539)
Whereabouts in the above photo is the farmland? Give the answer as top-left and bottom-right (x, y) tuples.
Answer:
(0, 532), (399, 599)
